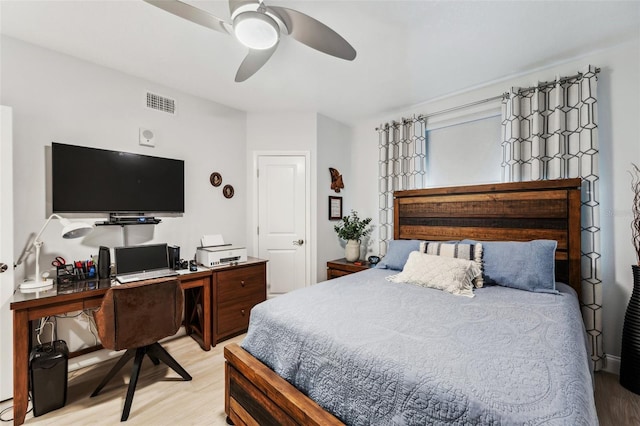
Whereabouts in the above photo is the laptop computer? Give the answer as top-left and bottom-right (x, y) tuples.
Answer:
(114, 243), (179, 284)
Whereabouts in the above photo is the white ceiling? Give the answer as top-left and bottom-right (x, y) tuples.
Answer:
(1, 0), (639, 124)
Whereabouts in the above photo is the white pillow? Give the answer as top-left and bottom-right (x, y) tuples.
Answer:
(419, 241), (484, 288)
(386, 251), (481, 298)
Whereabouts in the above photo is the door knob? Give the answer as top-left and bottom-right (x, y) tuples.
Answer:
(0, 263), (7, 273)
(292, 239), (304, 246)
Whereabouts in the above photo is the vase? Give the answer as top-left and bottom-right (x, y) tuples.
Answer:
(345, 240), (360, 262)
(620, 265), (640, 394)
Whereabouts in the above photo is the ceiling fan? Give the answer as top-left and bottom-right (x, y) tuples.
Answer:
(143, 0), (357, 82)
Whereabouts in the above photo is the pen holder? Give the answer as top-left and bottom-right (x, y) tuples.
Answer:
(56, 265), (75, 284)
(56, 262), (97, 283)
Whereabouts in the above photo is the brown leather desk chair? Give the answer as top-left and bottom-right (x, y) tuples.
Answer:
(90, 279), (191, 421)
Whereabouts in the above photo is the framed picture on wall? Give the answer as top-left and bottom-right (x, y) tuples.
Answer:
(329, 196), (342, 220)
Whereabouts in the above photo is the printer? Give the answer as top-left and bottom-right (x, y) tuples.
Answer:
(196, 245), (247, 267)
(196, 234), (247, 267)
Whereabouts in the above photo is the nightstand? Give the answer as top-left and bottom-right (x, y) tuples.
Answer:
(327, 258), (371, 280)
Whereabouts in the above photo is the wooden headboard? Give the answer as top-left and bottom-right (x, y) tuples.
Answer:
(393, 179), (582, 298)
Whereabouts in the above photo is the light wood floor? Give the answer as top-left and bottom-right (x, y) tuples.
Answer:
(1, 334), (244, 425)
(595, 370), (640, 426)
(2, 334), (640, 425)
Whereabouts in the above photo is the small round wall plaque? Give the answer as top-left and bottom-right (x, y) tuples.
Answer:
(223, 184), (235, 199)
(210, 172), (222, 187)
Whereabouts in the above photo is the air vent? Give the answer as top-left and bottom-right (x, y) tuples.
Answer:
(145, 91), (176, 115)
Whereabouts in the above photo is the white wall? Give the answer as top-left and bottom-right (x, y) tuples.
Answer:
(317, 114), (352, 282)
(350, 38), (640, 365)
(1, 36), (247, 351)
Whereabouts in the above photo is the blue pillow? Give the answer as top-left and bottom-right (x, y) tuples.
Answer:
(461, 239), (558, 294)
(376, 240), (422, 270)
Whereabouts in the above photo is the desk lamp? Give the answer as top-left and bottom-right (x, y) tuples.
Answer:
(20, 214), (93, 290)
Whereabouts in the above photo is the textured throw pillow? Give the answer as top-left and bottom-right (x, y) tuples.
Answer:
(386, 251), (481, 298)
(376, 239), (422, 270)
(461, 239), (558, 294)
(419, 241), (484, 288)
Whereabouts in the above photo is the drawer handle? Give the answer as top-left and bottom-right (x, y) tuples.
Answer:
(241, 309), (246, 316)
(240, 280), (245, 287)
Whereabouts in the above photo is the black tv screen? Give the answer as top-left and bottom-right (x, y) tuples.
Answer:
(52, 142), (184, 214)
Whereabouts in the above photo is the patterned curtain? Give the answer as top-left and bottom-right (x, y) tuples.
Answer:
(500, 65), (602, 370)
(378, 117), (427, 256)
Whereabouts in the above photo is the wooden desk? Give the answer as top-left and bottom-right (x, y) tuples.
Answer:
(9, 270), (211, 426)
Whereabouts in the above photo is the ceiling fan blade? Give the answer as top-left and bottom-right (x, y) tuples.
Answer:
(144, 0), (229, 34)
(229, 0), (258, 17)
(235, 43), (278, 82)
(268, 6), (356, 61)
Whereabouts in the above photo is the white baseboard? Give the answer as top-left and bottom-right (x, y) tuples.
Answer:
(67, 328), (186, 372)
(603, 354), (621, 375)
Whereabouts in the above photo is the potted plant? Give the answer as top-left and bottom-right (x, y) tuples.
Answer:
(334, 210), (372, 262)
(620, 162), (640, 394)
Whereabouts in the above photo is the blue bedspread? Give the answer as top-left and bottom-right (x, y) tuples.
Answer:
(241, 268), (598, 425)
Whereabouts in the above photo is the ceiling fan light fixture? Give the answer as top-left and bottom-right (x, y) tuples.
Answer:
(233, 11), (279, 50)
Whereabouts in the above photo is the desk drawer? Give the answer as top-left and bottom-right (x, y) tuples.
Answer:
(217, 267), (265, 302)
(180, 277), (206, 290)
(217, 296), (263, 338)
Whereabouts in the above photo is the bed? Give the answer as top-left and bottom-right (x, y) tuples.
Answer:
(224, 178), (597, 425)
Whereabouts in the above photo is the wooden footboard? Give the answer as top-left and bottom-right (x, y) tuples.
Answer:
(224, 343), (343, 426)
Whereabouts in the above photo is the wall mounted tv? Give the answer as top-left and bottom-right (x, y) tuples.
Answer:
(52, 142), (184, 214)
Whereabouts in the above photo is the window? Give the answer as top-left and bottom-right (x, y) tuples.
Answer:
(425, 115), (502, 186)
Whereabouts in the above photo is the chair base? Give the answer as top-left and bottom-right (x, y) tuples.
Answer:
(90, 342), (191, 421)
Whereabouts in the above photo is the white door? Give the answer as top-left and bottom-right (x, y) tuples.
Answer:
(257, 155), (308, 297)
(0, 106), (14, 400)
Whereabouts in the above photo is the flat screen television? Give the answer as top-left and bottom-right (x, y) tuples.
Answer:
(52, 142), (184, 214)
